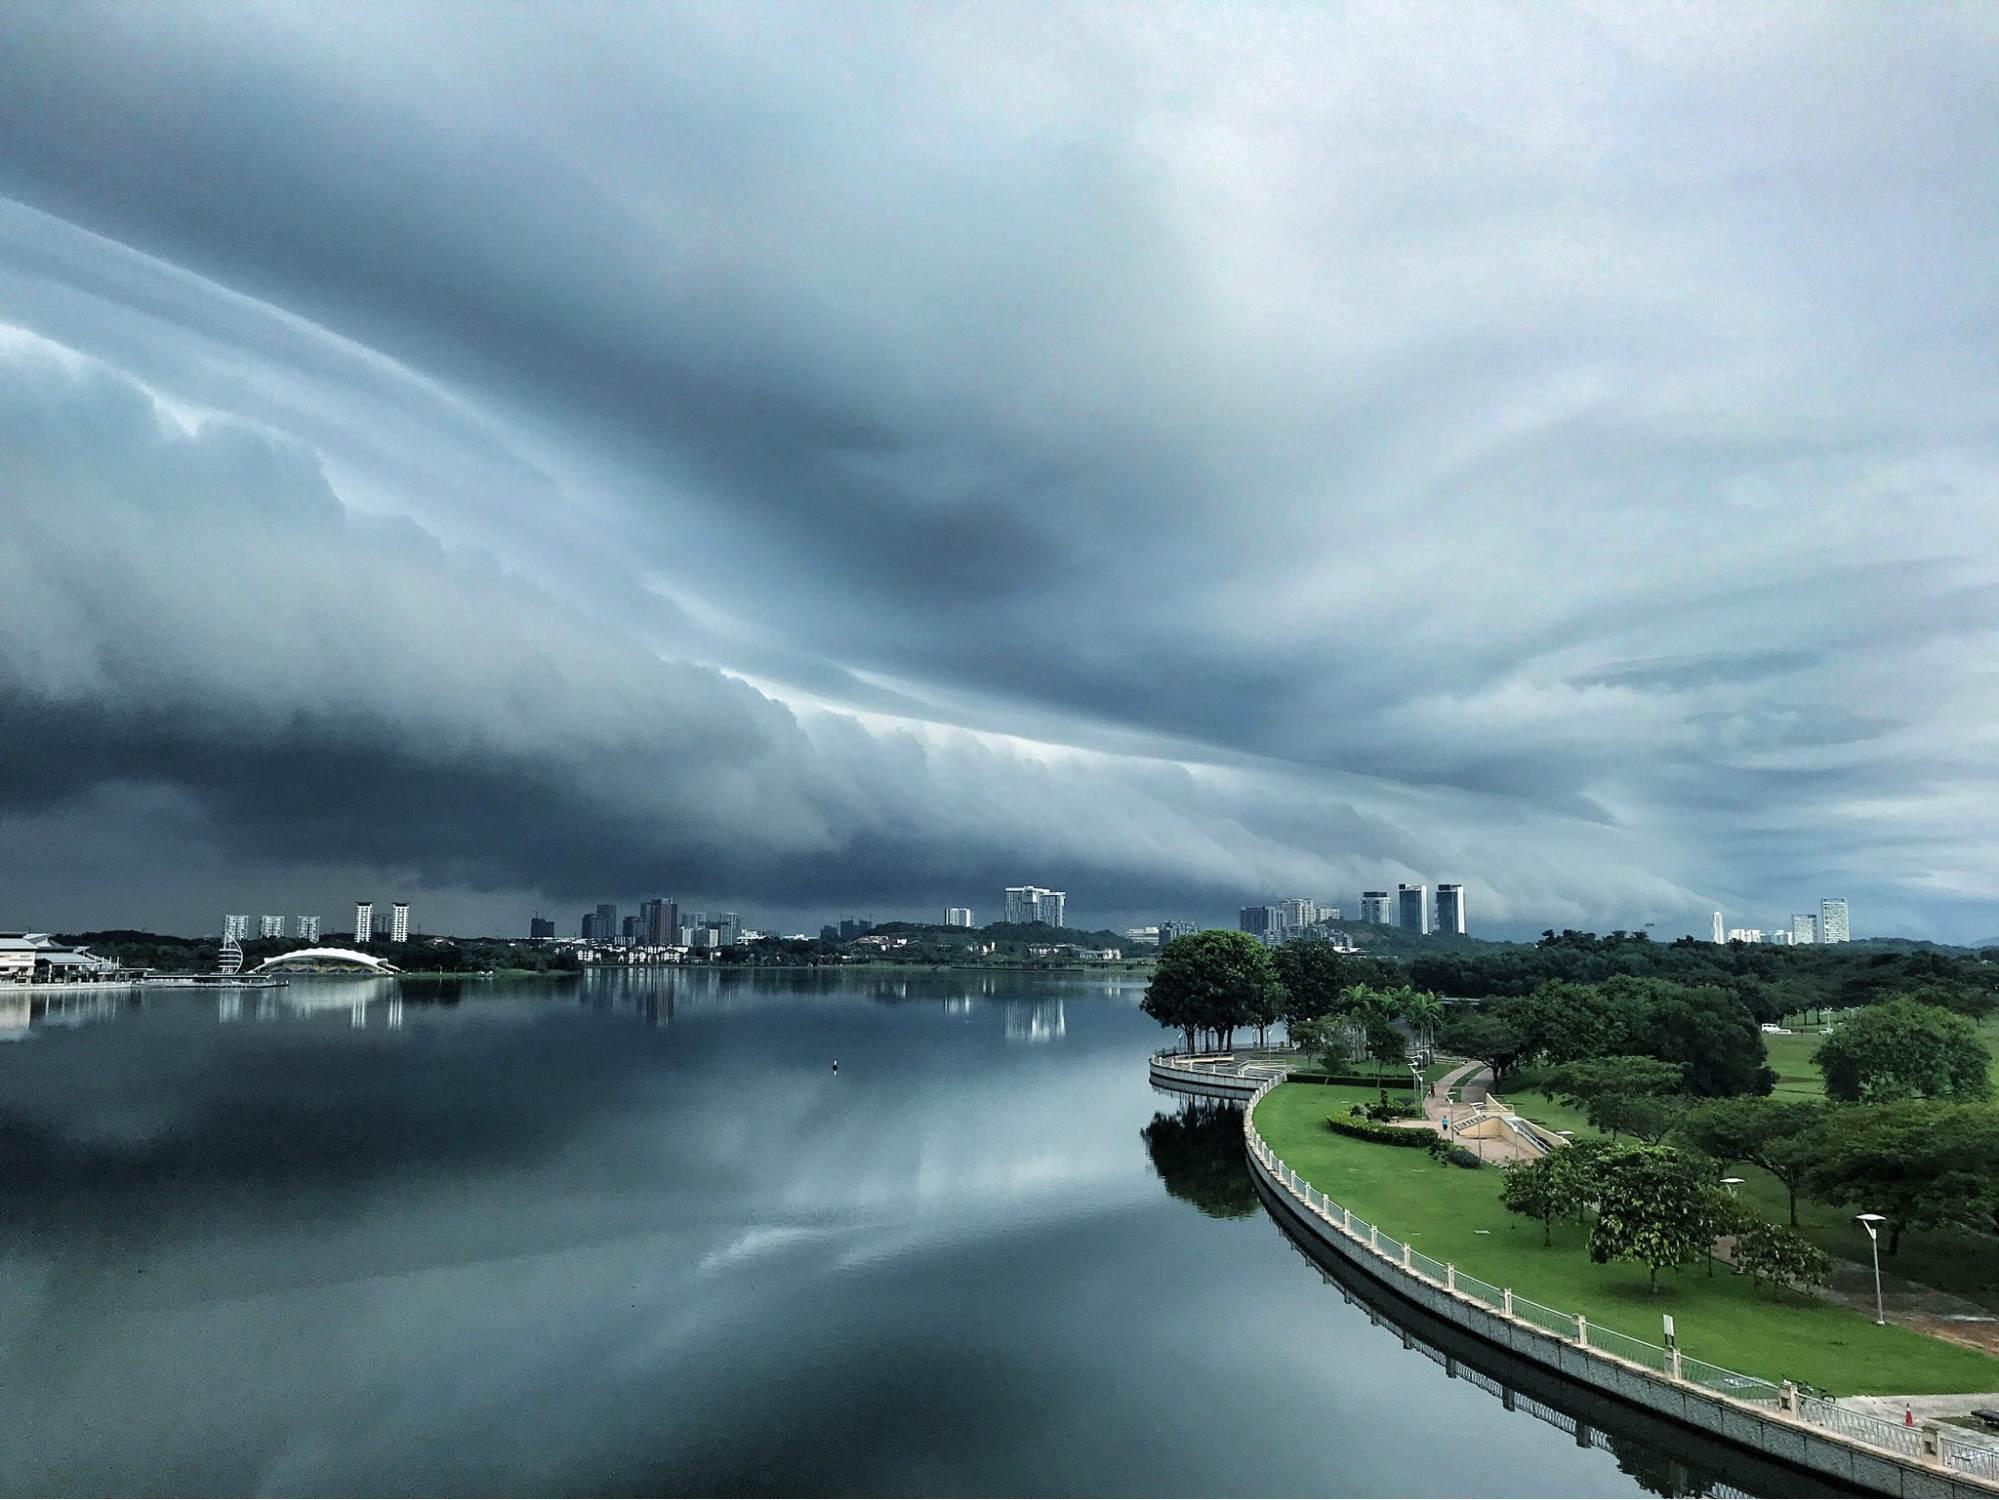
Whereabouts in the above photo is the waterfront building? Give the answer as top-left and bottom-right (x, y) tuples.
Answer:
(1359, 891), (1392, 924)
(1397, 883), (1431, 934)
(640, 898), (678, 947)
(1790, 912), (1817, 945)
(0, 934), (130, 984)
(1437, 884), (1468, 936)
(1711, 910), (1724, 944)
(1003, 886), (1066, 926)
(391, 903), (409, 943)
(945, 907), (973, 927)
(223, 914), (249, 942)
(1819, 898), (1850, 944)
(595, 903), (619, 947)
(353, 902), (372, 945)
(529, 915), (556, 940)
(295, 915), (319, 941)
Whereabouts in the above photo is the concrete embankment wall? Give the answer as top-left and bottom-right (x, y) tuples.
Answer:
(1244, 1093), (1997, 1500)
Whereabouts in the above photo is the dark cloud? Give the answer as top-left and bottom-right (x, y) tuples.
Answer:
(0, 3), (1994, 937)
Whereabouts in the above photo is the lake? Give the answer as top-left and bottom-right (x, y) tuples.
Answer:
(0, 970), (1770, 1495)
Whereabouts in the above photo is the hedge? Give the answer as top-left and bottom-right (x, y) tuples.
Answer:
(1326, 1115), (1433, 1147)
(1291, 1071), (1420, 1091)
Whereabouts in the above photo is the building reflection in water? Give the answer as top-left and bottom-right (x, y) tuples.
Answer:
(1004, 998), (1066, 1044)
(0, 989), (130, 1042)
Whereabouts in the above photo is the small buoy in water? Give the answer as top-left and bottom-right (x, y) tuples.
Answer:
(832, 1060), (839, 1073)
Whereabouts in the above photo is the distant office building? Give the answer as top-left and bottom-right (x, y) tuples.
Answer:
(819, 925), (840, 943)
(1238, 905), (1274, 937)
(837, 916), (873, 941)
(1159, 919), (1200, 946)
(295, 915), (319, 942)
(223, 914), (249, 942)
(945, 907), (974, 928)
(640, 898), (678, 947)
(1279, 897), (1317, 931)
(529, 915), (556, 940)
(595, 903), (619, 946)
(1003, 886), (1066, 926)
(621, 914), (639, 941)
(353, 902), (372, 945)
(1397, 884), (1431, 934)
(390, 903), (409, 943)
(1768, 929), (1792, 946)
(1819, 898), (1850, 944)
(258, 915), (284, 939)
(1711, 910), (1724, 944)
(1727, 928), (1764, 944)
(1359, 891), (1392, 924)
(1319, 906), (1342, 922)
(579, 912), (597, 942)
(1791, 913), (1817, 945)
(1437, 885), (1468, 936)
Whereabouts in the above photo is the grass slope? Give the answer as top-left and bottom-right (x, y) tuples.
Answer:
(1254, 1081), (1999, 1395)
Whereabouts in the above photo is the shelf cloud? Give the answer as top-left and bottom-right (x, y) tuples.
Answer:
(1, 4), (1995, 938)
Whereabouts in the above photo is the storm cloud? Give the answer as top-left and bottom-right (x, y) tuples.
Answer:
(0, 3), (1994, 938)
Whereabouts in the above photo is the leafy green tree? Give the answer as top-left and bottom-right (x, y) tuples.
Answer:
(1141, 930), (1283, 1052)
(1674, 1096), (1826, 1225)
(1399, 989), (1444, 1053)
(1288, 1016), (1353, 1074)
(1545, 1056), (1688, 1142)
(1731, 1219), (1833, 1297)
(1801, 1099), (1999, 1253)
(1814, 998), (1993, 1103)
(1499, 1156), (1565, 1246)
(1436, 1007), (1532, 1087)
(1587, 1143), (1725, 1293)
(1271, 938), (1348, 1026)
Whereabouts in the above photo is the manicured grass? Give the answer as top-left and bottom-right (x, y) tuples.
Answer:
(1254, 1081), (1999, 1395)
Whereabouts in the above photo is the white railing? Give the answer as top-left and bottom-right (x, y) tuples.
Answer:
(1240, 1073), (1998, 1491)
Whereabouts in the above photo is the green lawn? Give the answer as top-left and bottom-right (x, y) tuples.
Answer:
(1254, 1081), (1999, 1395)
(1501, 1030), (1999, 1312)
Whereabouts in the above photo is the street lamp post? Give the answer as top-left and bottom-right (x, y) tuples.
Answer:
(1856, 1214), (1887, 1325)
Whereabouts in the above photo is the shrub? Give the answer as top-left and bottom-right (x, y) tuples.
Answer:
(1327, 1115), (1432, 1148)
(1447, 1147), (1483, 1169)
(1293, 1071), (1420, 1091)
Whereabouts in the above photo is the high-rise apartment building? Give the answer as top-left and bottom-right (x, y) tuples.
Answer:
(1158, 920), (1200, 945)
(295, 915), (319, 941)
(1003, 886), (1066, 926)
(945, 907), (974, 927)
(1436, 884), (1468, 936)
(1359, 891), (1391, 924)
(1819, 898), (1850, 944)
(529, 915), (556, 940)
(258, 914), (284, 939)
(390, 903), (409, 943)
(1238, 905), (1274, 937)
(1397, 884), (1431, 934)
(639, 898), (678, 947)
(223, 914), (249, 942)
(595, 903), (619, 946)
(1711, 910), (1724, 944)
(353, 903), (372, 945)
(1791, 913), (1817, 945)
(1727, 928), (1763, 943)
(716, 913), (741, 944)
(1280, 897), (1317, 931)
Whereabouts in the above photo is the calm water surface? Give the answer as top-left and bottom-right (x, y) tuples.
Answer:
(1, 972), (1746, 1495)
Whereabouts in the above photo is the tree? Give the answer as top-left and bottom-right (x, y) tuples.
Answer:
(1436, 1007), (1532, 1087)
(1272, 938), (1348, 1026)
(1400, 989), (1444, 1054)
(1499, 1156), (1565, 1246)
(1140, 930), (1284, 1052)
(1545, 1056), (1688, 1142)
(1674, 1096), (1826, 1225)
(1289, 1016), (1353, 1074)
(1814, 998), (1993, 1103)
(1801, 1099), (1999, 1254)
(1731, 1218), (1832, 1297)
(1587, 1143), (1725, 1292)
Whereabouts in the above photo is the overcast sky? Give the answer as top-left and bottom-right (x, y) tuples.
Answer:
(1, 3), (1995, 942)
